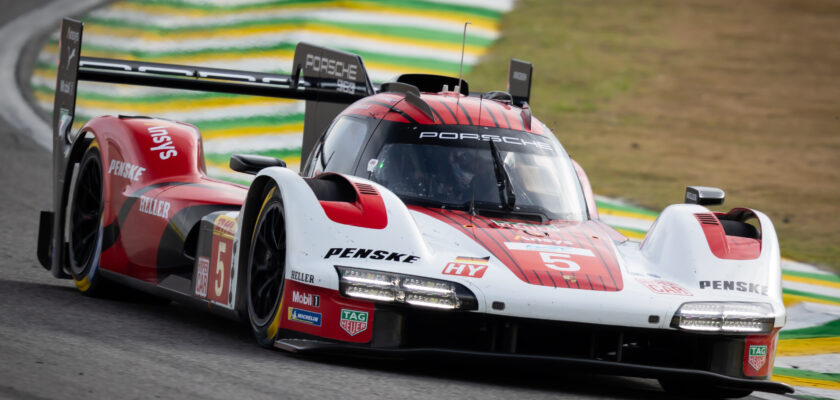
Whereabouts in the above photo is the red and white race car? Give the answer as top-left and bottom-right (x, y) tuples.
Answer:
(38, 18), (791, 398)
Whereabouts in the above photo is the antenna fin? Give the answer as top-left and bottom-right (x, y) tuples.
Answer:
(456, 21), (471, 112)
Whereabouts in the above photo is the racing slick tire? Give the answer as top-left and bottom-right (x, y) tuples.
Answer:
(67, 139), (114, 296)
(246, 184), (288, 348)
(658, 378), (752, 399)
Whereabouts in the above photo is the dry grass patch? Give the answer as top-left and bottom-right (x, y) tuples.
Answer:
(469, 0), (840, 271)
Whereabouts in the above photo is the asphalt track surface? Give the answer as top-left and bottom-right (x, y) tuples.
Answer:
(0, 2), (783, 399)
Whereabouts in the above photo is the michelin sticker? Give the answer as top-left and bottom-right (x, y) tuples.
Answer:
(288, 308), (322, 326)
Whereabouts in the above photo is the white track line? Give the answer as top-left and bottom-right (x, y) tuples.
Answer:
(599, 213), (654, 232)
(0, 0), (107, 149)
(784, 302), (840, 331)
(783, 259), (836, 275)
(775, 354), (840, 375)
(88, 8), (501, 38)
(202, 133), (303, 154)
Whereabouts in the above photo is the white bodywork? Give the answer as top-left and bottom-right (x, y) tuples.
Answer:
(226, 166), (785, 331)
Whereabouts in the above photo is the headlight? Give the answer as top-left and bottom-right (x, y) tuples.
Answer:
(336, 266), (478, 310)
(671, 302), (775, 334)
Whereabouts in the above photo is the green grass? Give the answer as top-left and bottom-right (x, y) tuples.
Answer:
(469, 1), (667, 117)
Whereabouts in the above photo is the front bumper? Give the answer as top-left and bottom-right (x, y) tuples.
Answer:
(275, 338), (792, 394)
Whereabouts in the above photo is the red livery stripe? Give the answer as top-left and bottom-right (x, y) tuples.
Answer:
(394, 100), (437, 125)
(695, 213), (762, 260)
(411, 206), (624, 291)
(338, 92), (553, 135)
(426, 97), (459, 124)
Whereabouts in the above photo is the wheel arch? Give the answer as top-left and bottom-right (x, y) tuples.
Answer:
(50, 126), (100, 277)
(234, 174), (277, 318)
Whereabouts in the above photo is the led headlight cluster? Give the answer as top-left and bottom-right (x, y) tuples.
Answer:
(336, 266), (478, 310)
(671, 302), (775, 334)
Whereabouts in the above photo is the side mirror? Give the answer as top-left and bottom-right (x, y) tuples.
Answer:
(230, 154), (286, 175)
(685, 186), (725, 206)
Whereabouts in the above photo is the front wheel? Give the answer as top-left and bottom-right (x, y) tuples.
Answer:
(246, 184), (287, 348)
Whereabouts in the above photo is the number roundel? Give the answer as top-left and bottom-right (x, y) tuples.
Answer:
(540, 252), (581, 272)
(214, 241), (227, 297)
(207, 214), (236, 305)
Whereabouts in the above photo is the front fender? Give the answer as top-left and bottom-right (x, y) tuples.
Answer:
(243, 168), (432, 293)
(637, 204), (784, 327)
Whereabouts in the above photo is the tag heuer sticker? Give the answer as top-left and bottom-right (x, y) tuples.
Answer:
(194, 256), (209, 298)
(339, 309), (369, 336)
(748, 345), (767, 371)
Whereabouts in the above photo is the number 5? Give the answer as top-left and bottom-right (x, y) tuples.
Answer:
(540, 252), (580, 272)
(214, 241), (226, 296)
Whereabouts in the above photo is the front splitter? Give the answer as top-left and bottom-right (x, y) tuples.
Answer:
(275, 338), (793, 395)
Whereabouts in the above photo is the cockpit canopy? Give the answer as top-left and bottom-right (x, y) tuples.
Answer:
(305, 115), (588, 221)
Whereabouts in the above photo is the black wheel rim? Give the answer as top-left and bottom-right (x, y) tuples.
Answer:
(249, 202), (286, 326)
(69, 152), (103, 276)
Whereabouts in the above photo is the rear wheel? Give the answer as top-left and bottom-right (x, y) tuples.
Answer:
(658, 378), (753, 399)
(67, 139), (112, 296)
(246, 184), (287, 348)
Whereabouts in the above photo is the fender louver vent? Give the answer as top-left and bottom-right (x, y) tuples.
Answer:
(695, 213), (720, 225)
(355, 183), (378, 196)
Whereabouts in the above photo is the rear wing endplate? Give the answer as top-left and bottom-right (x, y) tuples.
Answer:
(47, 17), (372, 277)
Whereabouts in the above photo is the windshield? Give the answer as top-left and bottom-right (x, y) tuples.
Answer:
(367, 126), (588, 221)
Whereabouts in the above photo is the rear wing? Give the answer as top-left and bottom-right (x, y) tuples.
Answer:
(46, 18), (372, 277)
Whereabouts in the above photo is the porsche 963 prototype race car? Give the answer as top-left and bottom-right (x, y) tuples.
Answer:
(37, 19), (792, 398)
